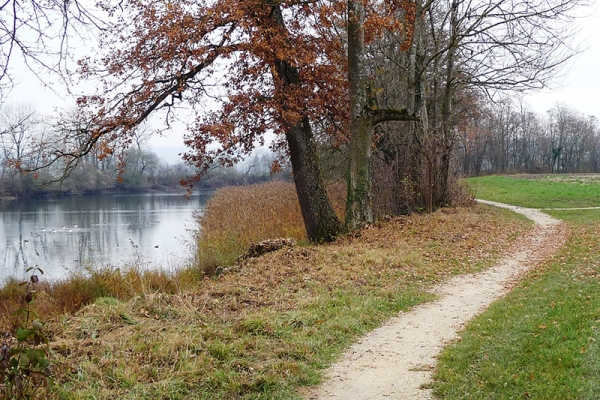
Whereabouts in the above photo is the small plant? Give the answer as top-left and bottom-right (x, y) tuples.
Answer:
(0, 266), (54, 399)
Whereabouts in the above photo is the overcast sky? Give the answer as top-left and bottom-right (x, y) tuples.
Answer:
(524, 3), (600, 117)
(3, 1), (600, 158)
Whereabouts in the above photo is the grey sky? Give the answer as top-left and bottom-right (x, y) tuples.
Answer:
(3, 1), (600, 155)
(525, 3), (600, 117)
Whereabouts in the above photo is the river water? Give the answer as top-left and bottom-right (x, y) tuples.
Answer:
(0, 192), (213, 283)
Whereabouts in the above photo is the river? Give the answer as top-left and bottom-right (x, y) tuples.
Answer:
(0, 191), (213, 284)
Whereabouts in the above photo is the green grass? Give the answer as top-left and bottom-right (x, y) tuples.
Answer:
(469, 175), (600, 208)
(431, 175), (600, 399)
(545, 208), (600, 224)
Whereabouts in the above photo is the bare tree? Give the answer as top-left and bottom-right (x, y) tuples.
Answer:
(0, 0), (99, 97)
(454, 98), (600, 176)
(364, 0), (585, 212)
(0, 103), (44, 175)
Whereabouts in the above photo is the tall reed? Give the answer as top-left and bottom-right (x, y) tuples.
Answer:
(195, 180), (345, 274)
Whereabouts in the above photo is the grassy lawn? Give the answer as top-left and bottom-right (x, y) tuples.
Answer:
(431, 175), (600, 399)
(469, 174), (600, 208)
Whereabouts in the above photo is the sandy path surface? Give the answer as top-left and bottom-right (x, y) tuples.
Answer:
(304, 201), (568, 400)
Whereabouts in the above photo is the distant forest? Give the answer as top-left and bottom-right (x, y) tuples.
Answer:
(458, 100), (600, 176)
(2, 98), (600, 199)
(0, 104), (283, 198)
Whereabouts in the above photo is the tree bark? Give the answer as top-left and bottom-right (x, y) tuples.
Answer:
(346, 0), (373, 230)
(436, 0), (459, 208)
(271, 6), (343, 242)
(286, 117), (343, 242)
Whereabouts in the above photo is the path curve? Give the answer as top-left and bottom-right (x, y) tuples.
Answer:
(304, 200), (568, 400)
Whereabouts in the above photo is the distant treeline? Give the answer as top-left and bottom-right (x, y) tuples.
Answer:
(0, 148), (284, 198)
(0, 109), (286, 198)
(458, 101), (600, 176)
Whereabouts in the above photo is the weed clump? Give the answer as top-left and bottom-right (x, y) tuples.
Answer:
(1, 266), (53, 400)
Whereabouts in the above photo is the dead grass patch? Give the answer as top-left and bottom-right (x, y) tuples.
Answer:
(505, 173), (600, 185)
(0, 266), (198, 332)
(195, 181), (346, 274)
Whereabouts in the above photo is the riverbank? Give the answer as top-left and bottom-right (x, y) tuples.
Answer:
(0, 169), (289, 201)
(0, 185), (200, 202)
(1, 203), (531, 399)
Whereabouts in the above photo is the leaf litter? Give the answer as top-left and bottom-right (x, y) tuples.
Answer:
(45, 204), (533, 399)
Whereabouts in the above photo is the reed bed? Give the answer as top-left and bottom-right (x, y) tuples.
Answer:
(195, 180), (346, 274)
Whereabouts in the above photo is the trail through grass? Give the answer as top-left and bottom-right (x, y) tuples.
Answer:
(431, 175), (600, 399)
(42, 204), (527, 399)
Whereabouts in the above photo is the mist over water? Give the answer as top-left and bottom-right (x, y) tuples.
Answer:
(0, 192), (213, 283)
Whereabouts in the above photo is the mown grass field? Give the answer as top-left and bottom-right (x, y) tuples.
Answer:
(432, 174), (600, 399)
(1, 181), (531, 399)
(469, 174), (600, 208)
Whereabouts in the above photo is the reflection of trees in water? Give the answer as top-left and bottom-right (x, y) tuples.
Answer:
(1, 236), (20, 272)
(1, 208), (28, 274)
(1, 193), (209, 282)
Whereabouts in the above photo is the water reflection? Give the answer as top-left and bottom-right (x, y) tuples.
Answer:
(0, 192), (212, 283)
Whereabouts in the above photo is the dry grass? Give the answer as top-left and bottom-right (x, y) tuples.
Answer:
(0, 266), (204, 332)
(195, 180), (346, 274)
(0, 181), (343, 332)
(44, 204), (531, 399)
(505, 173), (600, 185)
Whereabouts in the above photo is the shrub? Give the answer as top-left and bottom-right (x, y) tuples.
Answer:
(1, 267), (53, 400)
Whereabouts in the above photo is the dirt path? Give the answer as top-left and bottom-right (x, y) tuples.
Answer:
(304, 201), (568, 400)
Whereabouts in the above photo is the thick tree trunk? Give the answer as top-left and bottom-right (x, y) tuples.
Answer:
(270, 6), (343, 242)
(286, 118), (343, 242)
(346, 0), (373, 230)
(346, 116), (373, 230)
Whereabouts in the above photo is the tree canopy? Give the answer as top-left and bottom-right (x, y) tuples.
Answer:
(5, 0), (586, 239)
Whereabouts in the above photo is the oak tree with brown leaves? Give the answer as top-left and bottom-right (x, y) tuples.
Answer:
(19, 0), (583, 240)
(55, 0), (349, 242)
(35, 0), (418, 240)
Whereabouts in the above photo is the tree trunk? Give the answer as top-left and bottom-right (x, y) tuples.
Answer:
(437, 0), (459, 207)
(346, 0), (373, 230)
(346, 116), (373, 230)
(286, 117), (344, 242)
(270, 6), (343, 242)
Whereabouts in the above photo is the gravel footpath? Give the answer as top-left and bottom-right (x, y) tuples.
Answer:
(304, 201), (568, 400)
